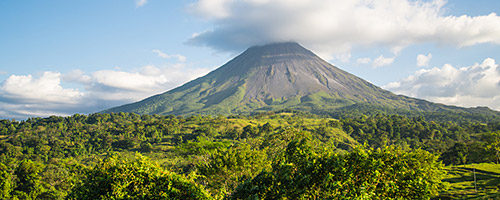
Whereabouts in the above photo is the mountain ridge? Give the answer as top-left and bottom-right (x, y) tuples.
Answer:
(104, 42), (500, 120)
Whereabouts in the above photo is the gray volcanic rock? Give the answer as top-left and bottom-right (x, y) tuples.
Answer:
(103, 42), (500, 118)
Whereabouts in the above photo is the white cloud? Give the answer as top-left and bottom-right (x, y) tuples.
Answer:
(0, 72), (83, 104)
(0, 65), (210, 119)
(188, 0), (500, 60)
(136, 0), (147, 7)
(152, 49), (187, 62)
(0, 72), (89, 119)
(383, 58), (500, 110)
(87, 65), (210, 102)
(62, 69), (92, 84)
(417, 53), (432, 67)
(356, 57), (372, 64)
(372, 55), (395, 68)
(92, 69), (168, 92)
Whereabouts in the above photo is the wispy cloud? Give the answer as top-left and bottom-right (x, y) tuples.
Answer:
(136, 0), (147, 7)
(152, 49), (187, 62)
(372, 55), (395, 68)
(188, 0), (500, 61)
(384, 58), (500, 110)
(356, 57), (372, 65)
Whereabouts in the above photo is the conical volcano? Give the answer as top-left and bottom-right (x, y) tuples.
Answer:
(208, 42), (389, 101)
(104, 42), (499, 117)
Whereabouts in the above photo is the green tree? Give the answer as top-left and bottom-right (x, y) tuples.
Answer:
(441, 142), (468, 165)
(13, 160), (45, 199)
(69, 153), (212, 200)
(259, 122), (274, 134)
(0, 163), (11, 199)
(139, 141), (153, 153)
(232, 139), (445, 200)
(241, 125), (259, 139)
(485, 132), (500, 164)
(197, 143), (270, 198)
(39, 158), (83, 199)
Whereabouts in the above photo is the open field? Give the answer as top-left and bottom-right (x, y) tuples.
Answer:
(438, 163), (500, 199)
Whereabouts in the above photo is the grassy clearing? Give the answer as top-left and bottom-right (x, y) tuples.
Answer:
(464, 163), (500, 174)
(438, 163), (500, 199)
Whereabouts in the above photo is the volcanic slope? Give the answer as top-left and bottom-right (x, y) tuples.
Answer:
(104, 42), (499, 118)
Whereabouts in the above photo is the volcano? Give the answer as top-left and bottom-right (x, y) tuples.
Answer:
(104, 42), (500, 118)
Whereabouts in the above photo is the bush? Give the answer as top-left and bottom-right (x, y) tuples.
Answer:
(69, 154), (212, 200)
(231, 139), (446, 200)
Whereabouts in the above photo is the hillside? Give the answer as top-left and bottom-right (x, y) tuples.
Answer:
(104, 42), (500, 121)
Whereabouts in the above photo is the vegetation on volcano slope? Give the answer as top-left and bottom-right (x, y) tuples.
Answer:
(0, 112), (499, 199)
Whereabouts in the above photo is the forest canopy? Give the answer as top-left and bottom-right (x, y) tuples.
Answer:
(0, 112), (499, 199)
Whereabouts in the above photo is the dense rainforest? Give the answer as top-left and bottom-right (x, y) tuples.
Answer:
(0, 112), (499, 199)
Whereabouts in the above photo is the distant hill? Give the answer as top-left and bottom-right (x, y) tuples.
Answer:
(104, 42), (500, 121)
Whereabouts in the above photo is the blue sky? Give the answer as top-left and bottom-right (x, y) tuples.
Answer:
(1, 0), (500, 119)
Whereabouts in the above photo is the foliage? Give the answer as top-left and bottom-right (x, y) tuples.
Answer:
(232, 138), (446, 200)
(485, 132), (500, 164)
(13, 159), (45, 199)
(197, 143), (271, 198)
(441, 142), (468, 166)
(0, 163), (11, 199)
(0, 112), (498, 199)
(339, 114), (500, 164)
(69, 153), (212, 200)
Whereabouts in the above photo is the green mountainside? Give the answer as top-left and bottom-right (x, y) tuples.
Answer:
(104, 42), (500, 120)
